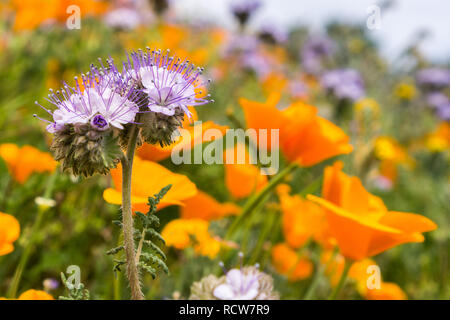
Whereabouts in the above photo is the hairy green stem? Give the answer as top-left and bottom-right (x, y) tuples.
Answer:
(328, 258), (353, 300)
(121, 125), (144, 300)
(225, 162), (298, 239)
(7, 170), (58, 298)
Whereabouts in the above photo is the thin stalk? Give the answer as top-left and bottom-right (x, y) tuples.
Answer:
(225, 162), (298, 239)
(7, 170), (58, 298)
(328, 258), (353, 300)
(113, 233), (123, 300)
(0, 176), (13, 211)
(121, 125), (144, 300)
(113, 272), (121, 300)
(241, 192), (270, 252)
(303, 246), (338, 300)
(248, 210), (277, 265)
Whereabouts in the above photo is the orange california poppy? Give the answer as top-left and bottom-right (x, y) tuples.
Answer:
(365, 282), (407, 300)
(223, 143), (268, 199)
(0, 212), (20, 256)
(278, 189), (331, 249)
(180, 191), (240, 221)
(137, 109), (228, 162)
(240, 94), (353, 166)
(103, 156), (197, 213)
(0, 144), (57, 184)
(12, 0), (107, 31)
(308, 161), (437, 261)
(159, 24), (189, 49)
(271, 243), (313, 282)
(161, 218), (222, 258)
(17, 289), (54, 300)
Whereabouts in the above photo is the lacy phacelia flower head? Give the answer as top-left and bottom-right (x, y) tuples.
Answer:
(189, 264), (279, 300)
(35, 60), (140, 177)
(38, 62), (139, 133)
(213, 268), (261, 300)
(124, 48), (213, 146)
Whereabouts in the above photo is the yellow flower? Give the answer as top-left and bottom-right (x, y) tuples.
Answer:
(354, 98), (380, 115)
(161, 219), (222, 258)
(0, 144), (57, 184)
(394, 82), (417, 100)
(374, 136), (414, 166)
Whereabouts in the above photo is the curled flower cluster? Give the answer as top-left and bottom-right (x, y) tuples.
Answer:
(35, 49), (212, 176)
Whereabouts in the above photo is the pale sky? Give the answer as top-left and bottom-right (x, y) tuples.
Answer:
(173, 0), (450, 63)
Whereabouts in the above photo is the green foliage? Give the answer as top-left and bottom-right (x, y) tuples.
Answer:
(107, 185), (171, 279)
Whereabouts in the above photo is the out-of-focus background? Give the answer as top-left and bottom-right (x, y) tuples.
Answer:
(175, 0), (450, 62)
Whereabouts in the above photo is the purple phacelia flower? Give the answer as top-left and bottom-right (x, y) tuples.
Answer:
(231, 0), (262, 26)
(258, 23), (288, 44)
(321, 68), (365, 101)
(35, 61), (140, 133)
(426, 92), (449, 109)
(124, 48), (212, 117)
(436, 104), (450, 121)
(301, 35), (336, 74)
(222, 34), (259, 57)
(241, 51), (273, 78)
(214, 268), (261, 300)
(104, 7), (142, 30)
(289, 80), (309, 99)
(416, 68), (450, 88)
